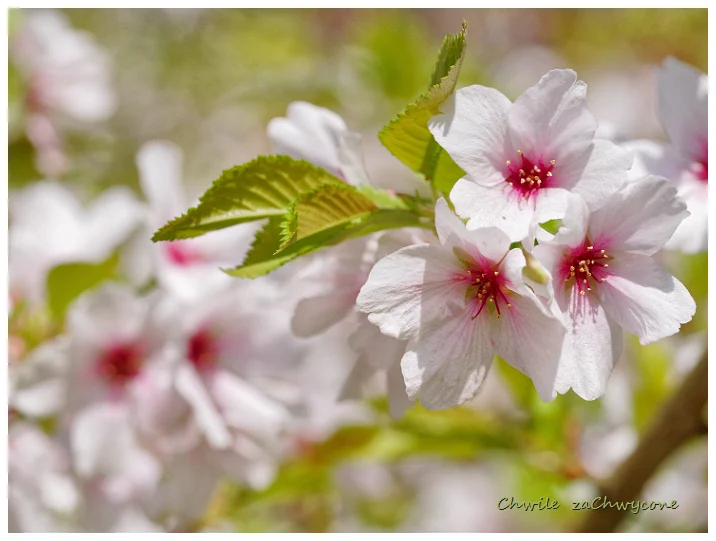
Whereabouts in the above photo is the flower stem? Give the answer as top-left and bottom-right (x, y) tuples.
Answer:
(575, 349), (708, 533)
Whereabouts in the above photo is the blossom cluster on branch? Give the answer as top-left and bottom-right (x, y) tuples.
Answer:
(7, 13), (707, 533)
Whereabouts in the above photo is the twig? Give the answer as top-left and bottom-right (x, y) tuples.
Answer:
(575, 349), (708, 533)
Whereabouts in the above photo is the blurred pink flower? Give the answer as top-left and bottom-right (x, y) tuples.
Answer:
(128, 140), (258, 300)
(9, 180), (142, 307)
(10, 10), (117, 176)
(9, 422), (79, 532)
(267, 101), (370, 185)
(623, 58), (708, 254)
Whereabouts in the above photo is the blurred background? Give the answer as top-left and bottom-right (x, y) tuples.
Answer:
(7, 8), (708, 533)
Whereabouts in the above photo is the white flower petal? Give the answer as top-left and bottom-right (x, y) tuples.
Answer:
(621, 139), (683, 181)
(356, 244), (466, 339)
(338, 358), (377, 401)
(348, 314), (407, 370)
(83, 186), (143, 259)
(386, 362), (412, 419)
(492, 293), (566, 401)
(71, 403), (161, 488)
(292, 290), (358, 337)
(129, 361), (199, 453)
(568, 139), (631, 209)
(450, 179), (534, 243)
(599, 252), (696, 345)
(175, 364), (231, 450)
(209, 370), (288, 437)
(135, 140), (186, 225)
(337, 131), (371, 186)
(552, 194), (590, 249)
(589, 175), (689, 255)
(402, 312), (494, 410)
(533, 186), (571, 224)
(664, 178), (708, 254)
(429, 85), (511, 184)
(147, 449), (223, 526)
(10, 338), (70, 418)
(554, 287), (623, 400)
(267, 101), (347, 177)
(67, 283), (150, 351)
(509, 69), (596, 165)
(657, 57), (708, 160)
(435, 197), (511, 262)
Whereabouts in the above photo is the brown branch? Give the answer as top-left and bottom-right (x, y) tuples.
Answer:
(575, 349), (708, 533)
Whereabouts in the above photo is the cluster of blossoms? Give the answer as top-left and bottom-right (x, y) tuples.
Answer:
(9, 10), (116, 177)
(7, 10), (706, 533)
(279, 65), (702, 411)
(9, 139), (308, 531)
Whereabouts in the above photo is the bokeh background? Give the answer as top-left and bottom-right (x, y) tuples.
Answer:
(7, 8), (708, 533)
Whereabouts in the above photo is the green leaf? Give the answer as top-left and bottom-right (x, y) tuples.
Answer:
(282, 184), (378, 247)
(227, 207), (428, 278)
(230, 217), (300, 279)
(378, 20), (467, 193)
(152, 156), (343, 241)
(356, 184), (409, 210)
(46, 254), (119, 320)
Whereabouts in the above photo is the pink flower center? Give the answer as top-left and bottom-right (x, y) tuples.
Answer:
(187, 329), (219, 372)
(690, 140), (709, 182)
(460, 267), (511, 319)
(165, 241), (204, 266)
(505, 150), (556, 199)
(690, 159), (708, 182)
(96, 343), (144, 386)
(562, 243), (612, 295)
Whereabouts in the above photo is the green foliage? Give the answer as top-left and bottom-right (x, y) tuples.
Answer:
(357, 184), (409, 210)
(153, 22), (473, 280)
(282, 184), (378, 247)
(495, 356), (535, 411)
(352, 11), (433, 102)
(152, 156), (344, 241)
(226, 207), (429, 278)
(153, 154), (430, 278)
(8, 138), (43, 188)
(355, 493), (413, 530)
(540, 219), (562, 235)
(378, 21), (467, 194)
(46, 253), (119, 320)
(631, 337), (672, 433)
(679, 251), (708, 333)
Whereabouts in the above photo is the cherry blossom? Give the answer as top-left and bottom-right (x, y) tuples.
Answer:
(289, 231), (431, 418)
(10, 283), (176, 430)
(10, 9), (116, 176)
(428, 69), (632, 242)
(623, 58), (708, 254)
(136, 284), (295, 461)
(8, 422), (79, 532)
(357, 198), (567, 409)
(128, 140), (258, 300)
(9, 180), (142, 307)
(532, 178), (696, 400)
(267, 101), (370, 185)
(69, 403), (163, 532)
